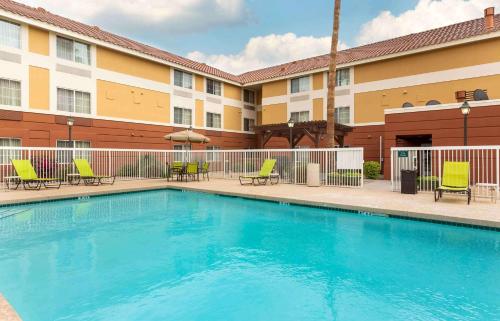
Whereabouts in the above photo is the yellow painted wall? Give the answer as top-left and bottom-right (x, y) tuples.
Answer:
(262, 103), (287, 124)
(97, 80), (170, 122)
(354, 74), (500, 123)
(195, 75), (204, 92)
(29, 66), (49, 110)
(224, 83), (242, 100)
(28, 26), (49, 56)
(256, 110), (262, 125)
(262, 80), (287, 98)
(195, 99), (204, 127)
(313, 98), (323, 121)
(313, 72), (324, 90)
(355, 38), (500, 84)
(224, 105), (242, 131)
(96, 47), (170, 84)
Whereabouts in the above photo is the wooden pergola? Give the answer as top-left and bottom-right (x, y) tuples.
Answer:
(254, 120), (352, 148)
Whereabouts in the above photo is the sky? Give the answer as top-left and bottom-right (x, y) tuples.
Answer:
(22, 0), (500, 74)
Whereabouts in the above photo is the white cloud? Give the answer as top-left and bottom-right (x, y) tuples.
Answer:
(188, 33), (349, 74)
(22, 0), (249, 35)
(356, 0), (500, 45)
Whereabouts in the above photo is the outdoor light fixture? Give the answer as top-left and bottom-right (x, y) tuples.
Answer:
(288, 117), (295, 149)
(460, 101), (471, 146)
(67, 117), (74, 143)
(460, 101), (471, 115)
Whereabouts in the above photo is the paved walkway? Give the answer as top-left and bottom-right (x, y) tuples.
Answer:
(0, 179), (499, 228)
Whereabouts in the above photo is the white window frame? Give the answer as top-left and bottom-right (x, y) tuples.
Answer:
(173, 107), (192, 125)
(0, 19), (21, 49)
(290, 111), (309, 122)
(336, 68), (350, 87)
(206, 112), (221, 128)
(334, 106), (350, 125)
(56, 36), (91, 65)
(0, 78), (21, 107)
(173, 144), (191, 162)
(290, 76), (310, 94)
(174, 70), (193, 89)
(243, 118), (255, 132)
(206, 78), (221, 96)
(56, 140), (91, 164)
(206, 146), (221, 162)
(243, 89), (255, 104)
(57, 88), (91, 114)
(0, 137), (21, 165)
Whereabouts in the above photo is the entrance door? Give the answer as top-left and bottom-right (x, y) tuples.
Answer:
(395, 134), (432, 176)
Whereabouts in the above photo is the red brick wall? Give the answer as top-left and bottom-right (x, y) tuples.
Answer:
(0, 111), (256, 150)
(383, 104), (500, 177)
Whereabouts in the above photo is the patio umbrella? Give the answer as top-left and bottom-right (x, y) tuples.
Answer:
(164, 127), (211, 146)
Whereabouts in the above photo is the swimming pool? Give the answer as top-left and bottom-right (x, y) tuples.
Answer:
(0, 190), (498, 321)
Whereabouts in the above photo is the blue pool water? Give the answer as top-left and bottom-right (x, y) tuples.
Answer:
(0, 190), (499, 321)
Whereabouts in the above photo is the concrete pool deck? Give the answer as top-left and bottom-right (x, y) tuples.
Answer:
(0, 294), (22, 321)
(0, 179), (499, 229)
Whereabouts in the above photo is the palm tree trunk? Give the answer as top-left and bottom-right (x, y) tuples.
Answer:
(326, 0), (341, 147)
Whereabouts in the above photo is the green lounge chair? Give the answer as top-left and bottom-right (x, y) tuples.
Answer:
(239, 159), (277, 186)
(73, 159), (115, 185)
(11, 159), (61, 190)
(434, 161), (471, 205)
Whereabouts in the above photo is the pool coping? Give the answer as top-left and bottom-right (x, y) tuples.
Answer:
(0, 294), (22, 321)
(0, 183), (498, 230)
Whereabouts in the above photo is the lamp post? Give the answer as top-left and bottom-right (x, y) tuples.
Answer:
(67, 117), (74, 145)
(460, 101), (471, 146)
(287, 117), (295, 149)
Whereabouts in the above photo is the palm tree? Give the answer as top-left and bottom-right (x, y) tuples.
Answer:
(326, 0), (341, 147)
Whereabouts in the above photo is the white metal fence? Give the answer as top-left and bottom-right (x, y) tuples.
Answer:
(391, 146), (500, 199)
(0, 147), (364, 188)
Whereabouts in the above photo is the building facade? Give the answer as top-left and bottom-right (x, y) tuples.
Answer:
(0, 1), (499, 171)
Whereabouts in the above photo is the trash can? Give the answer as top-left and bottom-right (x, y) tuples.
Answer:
(307, 163), (320, 187)
(401, 170), (417, 194)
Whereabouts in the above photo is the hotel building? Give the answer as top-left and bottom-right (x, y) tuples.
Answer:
(0, 0), (499, 174)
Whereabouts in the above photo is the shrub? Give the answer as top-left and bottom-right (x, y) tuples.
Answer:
(417, 175), (439, 191)
(117, 155), (168, 178)
(327, 170), (362, 186)
(364, 161), (381, 179)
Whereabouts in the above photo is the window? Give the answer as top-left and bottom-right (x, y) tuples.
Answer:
(334, 106), (350, 124)
(57, 36), (90, 65)
(174, 144), (191, 162)
(290, 111), (309, 122)
(291, 76), (310, 94)
(174, 107), (192, 125)
(426, 100), (441, 106)
(0, 137), (21, 164)
(336, 68), (350, 86)
(0, 78), (21, 106)
(244, 89), (255, 104)
(206, 112), (221, 128)
(174, 70), (193, 89)
(244, 118), (255, 131)
(0, 19), (20, 48)
(402, 102), (414, 108)
(206, 79), (221, 96)
(206, 146), (220, 162)
(57, 88), (91, 114)
(56, 140), (91, 163)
